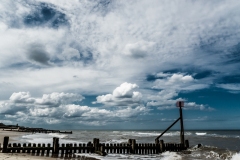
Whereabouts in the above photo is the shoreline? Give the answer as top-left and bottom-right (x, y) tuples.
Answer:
(0, 130), (29, 143)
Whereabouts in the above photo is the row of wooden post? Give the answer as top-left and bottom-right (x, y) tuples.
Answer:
(2, 136), (189, 157)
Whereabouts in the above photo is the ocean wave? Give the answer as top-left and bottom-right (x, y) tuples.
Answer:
(202, 133), (239, 139)
(196, 132), (207, 136)
(187, 144), (236, 160)
(231, 152), (240, 160)
(75, 152), (182, 160)
(192, 132), (240, 139)
(121, 131), (192, 137)
(105, 139), (128, 144)
(48, 133), (68, 139)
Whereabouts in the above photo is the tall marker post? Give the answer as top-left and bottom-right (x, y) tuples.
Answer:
(155, 101), (186, 146)
(176, 101), (184, 144)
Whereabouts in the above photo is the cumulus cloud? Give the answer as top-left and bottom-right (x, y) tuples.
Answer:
(156, 101), (214, 111)
(94, 82), (143, 106)
(147, 90), (179, 107)
(36, 92), (84, 106)
(0, 91), (149, 126)
(152, 73), (209, 91)
(9, 92), (84, 106)
(184, 102), (214, 111)
(10, 92), (35, 103)
(147, 89), (214, 111)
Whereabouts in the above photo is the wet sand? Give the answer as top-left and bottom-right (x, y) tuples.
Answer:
(0, 130), (54, 160)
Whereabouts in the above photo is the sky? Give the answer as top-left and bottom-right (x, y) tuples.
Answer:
(0, 0), (240, 130)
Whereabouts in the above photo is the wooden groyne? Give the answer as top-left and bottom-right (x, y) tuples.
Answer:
(2, 127), (72, 134)
(1, 136), (189, 158)
(0, 123), (72, 134)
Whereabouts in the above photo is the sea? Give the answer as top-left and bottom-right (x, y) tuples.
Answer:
(12, 130), (240, 160)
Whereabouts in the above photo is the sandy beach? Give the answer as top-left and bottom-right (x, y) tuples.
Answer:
(0, 130), (55, 160)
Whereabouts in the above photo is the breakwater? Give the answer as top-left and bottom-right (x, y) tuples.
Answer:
(1, 136), (189, 158)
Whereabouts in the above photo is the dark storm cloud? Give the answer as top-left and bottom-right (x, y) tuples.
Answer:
(26, 43), (50, 65)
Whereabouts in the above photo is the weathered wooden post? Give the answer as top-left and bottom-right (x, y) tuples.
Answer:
(13, 143), (17, 153)
(23, 143), (26, 153)
(53, 137), (59, 157)
(27, 143), (31, 153)
(46, 143), (51, 156)
(160, 140), (165, 152)
(98, 144), (107, 156)
(32, 143), (36, 155)
(131, 139), (136, 154)
(61, 144), (65, 157)
(42, 144), (46, 156)
(2, 136), (9, 153)
(93, 138), (99, 152)
(155, 139), (160, 153)
(17, 143), (21, 153)
(177, 101), (185, 145)
(82, 144), (85, 153)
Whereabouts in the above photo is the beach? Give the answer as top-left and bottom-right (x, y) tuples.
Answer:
(0, 131), (54, 160)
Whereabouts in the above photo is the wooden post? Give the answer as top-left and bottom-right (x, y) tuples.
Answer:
(53, 137), (59, 157)
(109, 144), (113, 153)
(66, 143), (70, 155)
(119, 143), (123, 154)
(113, 144), (116, 153)
(17, 143), (21, 153)
(87, 141), (92, 153)
(117, 144), (120, 153)
(79, 143), (82, 153)
(46, 143), (51, 156)
(74, 143), (77, 153)
(93, 138), (99, 152)
(179, 105), (185, 144)
(42, 144), (45, 156)
(32, 143), (36, 155)
(105, 143), (109, 153)
(23, 143), (26, 153)
(131, 139), (136, 154)
(97, 144), (106, 156)
(13, 143), (17, 153)
(82, 144), (85, 153)
(61, 144), (65, 157)
(69, 143), (73, 157)
(160, 140), (165, 152)
(2, 136), (9, 153)
(8, 143), (11, 153)
(27, 143), (31, 153)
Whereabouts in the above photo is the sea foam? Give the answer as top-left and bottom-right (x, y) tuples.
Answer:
(231, 153), (240, 160)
